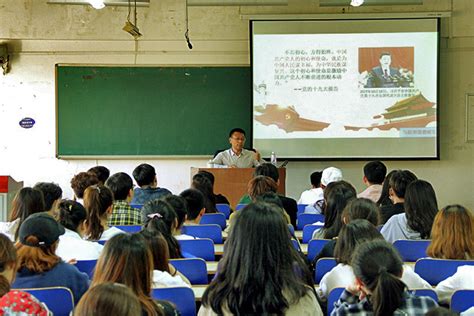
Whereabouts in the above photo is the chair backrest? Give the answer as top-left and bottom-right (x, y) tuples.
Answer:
(314, 258), (337, 284)
(130, 204), (143, 209)
(393, 239), (430, 262)
(297, 204), (308, 215)
(22, 287), (74, 316)
(182, 224), (223, 244)
(152, 287), (196, 316)
(291, 239), (303, 252)
(178, 238), (215, 261)
(307, 239), (331, 262)
(414, 259), (474, 286)
(216, 204), (231, 219)
(98, 240), (106, 245)
(235, 204), (247, 211)
(288, 224), (295, 237)
(412, 289), (438, 302)
(451, 289), (474, 313)
(75, 259), (97, 279)
(113, 225), (142, 233)
(297, 213), (325, 230)
(170, 258), (208, 285)
(200, 213), (226, 230)
(302, 224), (324, 243)
(327, 287), (344, 316)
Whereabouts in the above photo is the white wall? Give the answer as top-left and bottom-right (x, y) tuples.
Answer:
(0, 0), (473, 209)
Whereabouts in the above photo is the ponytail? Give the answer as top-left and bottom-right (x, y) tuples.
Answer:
(58, 199), (87, 232)
(83, 185), (114, 241)
(372, 269), (406, 316)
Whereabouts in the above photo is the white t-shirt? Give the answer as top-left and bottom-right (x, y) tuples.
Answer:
(298, 188), (324, 205)
(317, 263), (431, 300)
(380, 213), (421, 243)
(435, 265), (474, 304)
(0, 219), (20, 241)
(99, 226), (126, 241)
(175, 234), (196, 240)
(152, 270), (191, 288)
(56, 228), (104, 262)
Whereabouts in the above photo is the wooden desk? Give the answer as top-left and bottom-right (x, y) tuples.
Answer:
(206, 261), (218, 275)
(214, 243), (307, 255)
(192, 285), (207, 301)
(295, 230), (303, 240)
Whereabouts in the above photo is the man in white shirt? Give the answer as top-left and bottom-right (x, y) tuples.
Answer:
(357, 160), (386, 203)
(210, 128), (264, 168)
(298, 171), (322, 204)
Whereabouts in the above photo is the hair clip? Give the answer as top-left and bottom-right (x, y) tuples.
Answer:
(95, 186), (101, 194)
(147, 213), (163, 219)
(68, 204), (73, 211)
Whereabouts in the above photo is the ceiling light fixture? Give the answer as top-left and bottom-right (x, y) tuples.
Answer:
(123, 0), (142, 38)
(350, 0), (364, 6)
(88, 0), (105, 9)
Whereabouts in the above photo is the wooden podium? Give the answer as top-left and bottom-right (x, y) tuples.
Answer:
(191, 168), (286, 209)
(0, 176), (23, 222)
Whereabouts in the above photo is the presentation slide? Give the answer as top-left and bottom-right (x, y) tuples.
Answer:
(252, 19), (438, 159)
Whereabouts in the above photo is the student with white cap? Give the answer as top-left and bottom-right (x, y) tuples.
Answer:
(304, 167), (343, 214)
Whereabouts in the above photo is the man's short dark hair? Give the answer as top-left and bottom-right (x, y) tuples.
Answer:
(132, 163), (156, 187)
(197, 170), (215, 186)
(310, 171), (322, 187)
(70, 172), (99, 199)
(379, 52), (391, 59)
(254, 163), (279, 182)
(105, 172), (133, 201)
(162, 195), (188, 228)
(363, 161), (387, 185)
(179, 189), (204, 221)
(88, 166), (110, 184)
(228, 128), (246, 138)
(33, 182), (62, 211)
(389, 170), (417, 199)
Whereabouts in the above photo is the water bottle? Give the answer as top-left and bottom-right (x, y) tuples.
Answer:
(270, 152), (277, 166)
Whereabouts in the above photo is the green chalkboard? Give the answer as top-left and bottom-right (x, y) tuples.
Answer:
(56, 65), (252, 157)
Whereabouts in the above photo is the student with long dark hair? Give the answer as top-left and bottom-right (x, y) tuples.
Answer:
(381, 180), (438, 243)
(56, 199), (103, 262)
(141, 199), (181, 259)
(162, 195), (194, 240)
(192, 173), (217, 213)
(0, 187), (45, 241)
(92, 234), (178, 316)
(312, 181), (357, 240)
(332, 240), (437, 316)
(199, 202), (323, 315)
(83, 185), (124, 241)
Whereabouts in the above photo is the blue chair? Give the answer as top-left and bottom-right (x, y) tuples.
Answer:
(152, 287), (196, 316)
(302, 224), (324, 243)
(307, 239), (331, 262)
(113, 225), (142, 233)
(22, 287), (74, 316)
(393, 239), (430, 262)
(291, 239), (303, 252)
(314, 258), (337, 284)
(170, 258), (208, 285)
(327, 287), (344, 316)
(412, 289), (438, 302)
(98, 240), (106, 245)
(414, 259), (474, 286)
(216, 204), (231, 219)
(288, 224), (295, 237)
(451, 289), (474, 314)
(75, 259), (97, 279)
(297, 204), (308, 215)
(182, 224), (223, 243)
(200, 213), (226, 229)
(235, 204), (247, 211)
(178, 238), (215, 261)
(296, 213), (325, 230)
(130, 204), (143, 209)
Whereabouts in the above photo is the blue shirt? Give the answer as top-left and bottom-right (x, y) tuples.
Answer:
(131, 187), (172, 205)
(12, 261), (90, 305)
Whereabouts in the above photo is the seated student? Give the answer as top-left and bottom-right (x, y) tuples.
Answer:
(87, 165), (110, 185)
(376, 169), (396, 208)
(70, 171), (100, 205)
(131, 163), (171, 205)
(0, 187), (45, 241)
(192, 173), (218, 213)
(162, 195), (194, 240)
(199, 202), (323, 315)
(239, 163), (298, 226)
(357, 161), (387, 203)
(56, 199), (104, 262)
(12, 213), (89, 305)
(304, 167), (343, 214)
(298, 170), (323, 205)
(83, 185), (125, 242)
(105, 172), (141, 226)
(312, 181), (356, 240)
(317, 220), (431, 301)
(248, 176), (291, 224)
(33, 182), (62, 218)
(140, 230), (190, 288)
(196, 170), (230, 205)
(313, 198), (380, 263)
(91, 234), (178, 316)
(381, 180), (438, 243)
(0, 233), (50, 315)
(379, 169), (417, 224)
(74, 283), (142, 316)
(141, 199), (182, 259)
(180, 189), (206, 225)
(332, 239), (437, 315)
